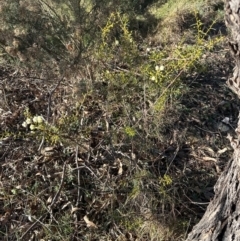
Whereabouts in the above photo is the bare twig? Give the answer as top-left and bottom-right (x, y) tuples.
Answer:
(72, 165), (99, 180)
(165, 146), (180, 175)
(184, 218), (192, 240)
(49, 159), (67, 208)
(47, 78), (62, 122)
(154, 69), (184, 105)
(115, 66), (142, 77)
(143, 80), (147, 130)
(75, 145), (81, 206)
(38, 0), (64, 24)
(20, 214), (46, 240)
(195, 125), (219, 134)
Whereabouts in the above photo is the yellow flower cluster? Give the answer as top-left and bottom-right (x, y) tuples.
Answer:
(22, 115), (44, 130)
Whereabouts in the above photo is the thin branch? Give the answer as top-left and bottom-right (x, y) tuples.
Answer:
(75, 145), (81, 207)
(49, 159), (67, 209)
(154, 69), (184, 105)
(20, 214), (47, 240)
(47, 77), (62, 122)
(165, 145), (180, 175)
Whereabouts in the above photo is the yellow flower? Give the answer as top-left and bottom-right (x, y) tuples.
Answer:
(30, 124), (35, 130)
(160, 65), (164, 71)
(37, 116), (44, 123)
(22, 121), (27, 128)
(26, 118), (32, 124)
(151, 76), (156, 81)
(33, 115), (44, 124)
(33, 116), (38, 123)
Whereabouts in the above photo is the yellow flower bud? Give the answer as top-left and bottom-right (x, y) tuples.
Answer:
(30, 124), (35, 130)
(37, 116), (44, 123)
(26, 118), (32, 124)
(33, 116), (38, 123)
(22, 122), (27, 128)
(151, 76), (156, 81)
(33, 115), (44, 124)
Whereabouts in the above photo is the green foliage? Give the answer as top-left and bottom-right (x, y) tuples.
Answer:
(120, 216), (143, 231)
(160, 174), (173, 187)
(97, 10), (224, 125)
(22, 110), (84, 145)
(158, 174), (173, 198)
(124, 126), (136, 137)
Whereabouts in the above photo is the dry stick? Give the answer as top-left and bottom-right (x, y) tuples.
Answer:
(165, 146), (180, 175)
(154, 69), (184, 105)
(45, 161), (67, 224)
(72, 153), (107, 187)
(115, 66), (142, 77)
(39, 0), (64, 24)
(20, 214), (47, 240)
(72, 165), (100, 181)
(184, 218), (192, 240)
(0, 84), (11, 111)
(143, 80), (147, 131)
(183, 191), (209, 205)
(75, 145), (81, 207)
(195, 125), (219, 134)
(102, 61), (143, 77)
(47, 78), (62, 123)
(49, 159), (67, 209)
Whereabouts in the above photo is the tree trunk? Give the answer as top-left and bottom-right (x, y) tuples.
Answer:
(185, 1), (240, 240)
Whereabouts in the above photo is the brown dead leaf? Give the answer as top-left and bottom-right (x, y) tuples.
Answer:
(71, 206), (80, 214)
(61, 201), (71, 210)
(217, 147), (228, 155)
(41, 146), (56, 157)
(118, 159), (123, 175)
(83, 215), (97, 229)
(202, 146), (215, 156)
(46, 196), (52, 204)
(202, 156), (217, 162)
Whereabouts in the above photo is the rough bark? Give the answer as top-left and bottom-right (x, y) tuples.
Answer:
(185, 1), (240, 240)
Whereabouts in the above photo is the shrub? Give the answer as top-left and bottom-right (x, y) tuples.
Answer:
(0, 1), (225, 240)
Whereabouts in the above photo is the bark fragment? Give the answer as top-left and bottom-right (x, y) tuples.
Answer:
(186, 1), (240, 240)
